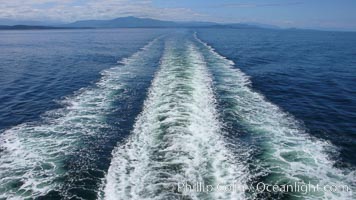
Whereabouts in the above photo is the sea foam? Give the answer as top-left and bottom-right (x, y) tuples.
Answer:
(0, 37), (162, 199)
(100, 36), (248, 200)
(194, 32), (355, 199)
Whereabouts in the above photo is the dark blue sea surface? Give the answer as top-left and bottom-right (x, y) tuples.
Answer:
(0, 28), (355, 199)
(197, 28), (356, 167)
(0, 29), (166, 130)
(0, 28), (167, 199)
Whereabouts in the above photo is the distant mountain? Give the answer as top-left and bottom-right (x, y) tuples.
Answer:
(65, 17), (280, 29)
(0, 16), (280, 30)
(66, 16), (175, 28)
(0, 25), (86, 30)
(66, 16), (219, 28)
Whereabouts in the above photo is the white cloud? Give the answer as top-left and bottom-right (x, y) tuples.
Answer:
(0, 0), (207, 22)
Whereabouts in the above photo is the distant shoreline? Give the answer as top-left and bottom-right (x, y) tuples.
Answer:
(1, 17), (355, 32)
(0, 25), (92, 30)
(0, 25), (355, 33)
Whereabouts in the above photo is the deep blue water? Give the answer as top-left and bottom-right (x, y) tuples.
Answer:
(0, 29), (166, 130)
(197, 28), (356, 167)
(0, 28), (355, 199)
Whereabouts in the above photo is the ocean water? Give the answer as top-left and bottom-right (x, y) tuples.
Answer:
(0, 28), (355, 199)
(197, 29), (356, 169)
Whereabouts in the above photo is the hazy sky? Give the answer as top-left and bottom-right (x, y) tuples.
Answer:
(1, 0), (355, 30)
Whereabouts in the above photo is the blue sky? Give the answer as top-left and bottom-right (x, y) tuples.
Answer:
(0, 0), (355, 30)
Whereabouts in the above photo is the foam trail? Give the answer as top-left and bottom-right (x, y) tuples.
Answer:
(0, 37), (163, 199)
(194, 32), (355, 199)
(100, 36), (248, 200)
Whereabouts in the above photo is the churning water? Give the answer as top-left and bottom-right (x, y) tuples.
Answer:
(0, 29), (355, 199)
